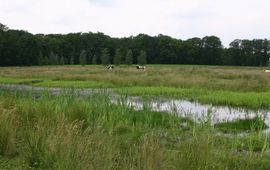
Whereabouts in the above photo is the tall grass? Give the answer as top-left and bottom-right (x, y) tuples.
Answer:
(1, 65), (270, 109)
(0, 90), (270, 169)
(0, 107), (17, 156)
(116, 86), (270, 110)
(1, 65), (270, 92)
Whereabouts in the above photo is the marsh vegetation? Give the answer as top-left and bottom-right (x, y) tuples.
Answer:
(0, 65), (270, 109)
(0, 90), (270, 169)
(1, 65), (270, 169)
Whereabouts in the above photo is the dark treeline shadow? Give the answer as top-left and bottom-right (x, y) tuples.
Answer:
(0, 23), (269, 67)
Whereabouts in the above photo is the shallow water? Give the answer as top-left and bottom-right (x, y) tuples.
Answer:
(0, 84), (111, 95)
(112, 96), (270, 127)
(1, 84), (270, 127)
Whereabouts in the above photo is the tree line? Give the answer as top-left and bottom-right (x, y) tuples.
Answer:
(0, 23), (269, 66)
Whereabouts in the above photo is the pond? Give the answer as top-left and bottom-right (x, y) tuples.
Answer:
(113, 96), (270, 126)
(1, 84), (270, 129)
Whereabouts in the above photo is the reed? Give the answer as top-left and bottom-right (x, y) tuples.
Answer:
(0, 90), (270, 169)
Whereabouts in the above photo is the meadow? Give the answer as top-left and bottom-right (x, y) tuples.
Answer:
(1, 65), (270, 169)
(0, 65), (270, 109)
(0, 90), (270, 169)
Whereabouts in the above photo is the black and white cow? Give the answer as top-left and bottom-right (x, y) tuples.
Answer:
(136, 65), (146, 70)
(107, 65), (114, 70)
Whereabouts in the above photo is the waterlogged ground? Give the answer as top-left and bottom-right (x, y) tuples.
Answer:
(2, 65), (270, 169)
(1, 85), (270, 169)
(117, 96), (270, 125)
(1, 65), (270, 110)
(1, 84), (270, 130)
(1, 65), (270, 92)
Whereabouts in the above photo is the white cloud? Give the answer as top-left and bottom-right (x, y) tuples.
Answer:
(0, 0), (269, 46)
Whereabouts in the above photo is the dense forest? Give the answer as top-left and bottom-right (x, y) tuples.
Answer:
(0, 23), (269, 66)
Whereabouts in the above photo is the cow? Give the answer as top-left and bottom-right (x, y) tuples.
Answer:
(136, 65), (146, 70)
(264, 70), (270, 73)
(107, 65), (114, 70)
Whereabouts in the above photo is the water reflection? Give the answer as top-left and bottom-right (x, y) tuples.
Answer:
(1, 84), (269, 127)
(113, 96), (270, 126)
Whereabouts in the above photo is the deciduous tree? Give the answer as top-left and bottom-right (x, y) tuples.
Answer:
(101, 48), (110, 65)
(137, 50), (147, 65)
(79, 50), (87, 65)
(125, 49), (133, 65)
(114, 48), (122, 65)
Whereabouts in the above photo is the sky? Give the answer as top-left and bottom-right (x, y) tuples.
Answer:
(1, 0), (270, 46)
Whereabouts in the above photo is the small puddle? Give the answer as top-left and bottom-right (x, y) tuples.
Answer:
(1, 84), (270, 129)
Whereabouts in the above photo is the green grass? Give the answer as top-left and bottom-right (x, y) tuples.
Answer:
(214, 117), (267, 133)
(34, 80), (114, 88)
(1, 65), (270, 91)
(0, 90), (270, 169)
(1, 65), (270, 109)
(115, 86), (270, 110)
(0, 77), (42, 84)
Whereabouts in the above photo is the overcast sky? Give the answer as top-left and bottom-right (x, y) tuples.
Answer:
(1, 0), (269, 46)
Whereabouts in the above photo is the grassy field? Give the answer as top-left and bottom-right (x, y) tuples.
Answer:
(1, 65), (270, 169)
(0, 90), (270, 169)
(0, 65), (270, 109)
(1, 65), (270, 91)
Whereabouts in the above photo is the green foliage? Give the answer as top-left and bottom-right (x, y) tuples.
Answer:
(37, 52), (43, 66)
(2, 65), (270, 109)
(69, 56), (74, 65)
(48, 52), (59, 65)
(0, 92), (270, 169)
(201, 36), (223, 65)
(0, 23), (8, 31)
(137, 50), (147, 65)
(0, 77), (42, 85)
(59, 56), (65, 65)
(43, 56), (49, 65)
(92, 55), (97, 65)
(79, 50), (87, 66)
(101, 48), (110, 65)
(116, 86), (270, 110)
(0, 108), (16, 156)
(34, 80), (114, 88)
(113, 48), (122, 65)
(0, 24), (270, 66)
(215, 117), (267, 133)
(125, 49), (133, 65)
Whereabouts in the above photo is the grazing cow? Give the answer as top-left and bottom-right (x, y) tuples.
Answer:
(107, 65), (114, 70)
(264, 70), (270, 73)
(136, 65), (146, 70)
